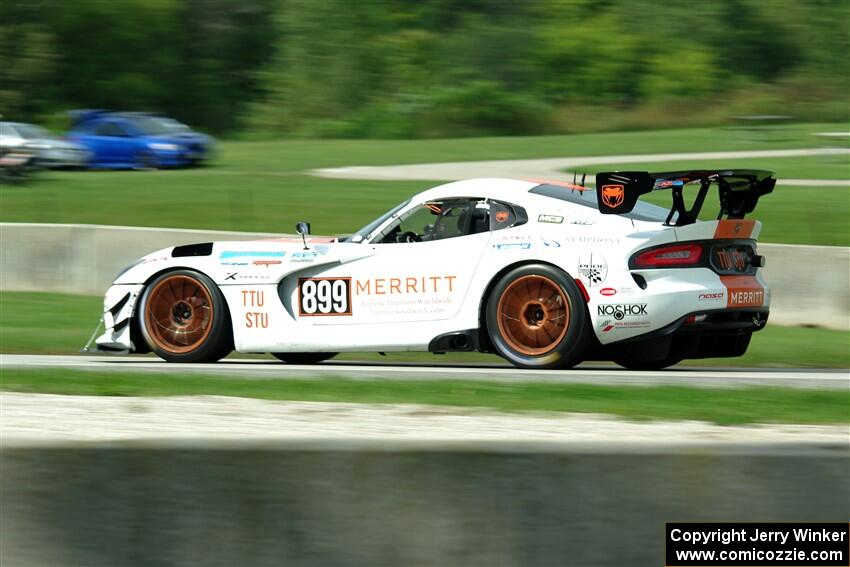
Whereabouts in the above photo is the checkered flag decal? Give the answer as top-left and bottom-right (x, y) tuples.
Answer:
(580, 267), (603, 285)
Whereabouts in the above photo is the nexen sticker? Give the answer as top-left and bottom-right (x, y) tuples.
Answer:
(597, 303), (647, 320)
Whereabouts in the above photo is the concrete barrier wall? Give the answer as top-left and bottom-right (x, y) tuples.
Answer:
(1, 223), (847, 329)
(0, 223), (279, 297)
(2, 441), (848, 567)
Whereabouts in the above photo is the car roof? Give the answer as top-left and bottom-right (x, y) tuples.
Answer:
(416, 177), (596, 207)
(416, 178), (538, 202)
(70, 110), (164, 125)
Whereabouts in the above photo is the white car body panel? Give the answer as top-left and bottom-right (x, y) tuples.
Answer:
(96, 177), (771, 358)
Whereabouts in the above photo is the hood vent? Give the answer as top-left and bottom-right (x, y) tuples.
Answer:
(172, 242), (213, 257)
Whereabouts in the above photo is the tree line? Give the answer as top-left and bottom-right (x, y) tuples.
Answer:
(1, 0), (847, 138)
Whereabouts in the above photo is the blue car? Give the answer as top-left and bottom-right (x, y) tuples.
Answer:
(68, 111), (215, 169)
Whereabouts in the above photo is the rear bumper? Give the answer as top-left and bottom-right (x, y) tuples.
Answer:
(592, 308), (769, 362)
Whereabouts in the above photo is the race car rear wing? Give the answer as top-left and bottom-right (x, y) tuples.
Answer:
(595, 170), (776, 226)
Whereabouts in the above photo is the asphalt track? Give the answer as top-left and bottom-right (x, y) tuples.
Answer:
(311, 147), (850, 184)
(1, 354), (847, 390)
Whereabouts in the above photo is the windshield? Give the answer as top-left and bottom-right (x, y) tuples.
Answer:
(153, 117), (191, 133)
(16, 124), (53, 140)
(347, 199), (411, 242)
(126, 116), (191, 136)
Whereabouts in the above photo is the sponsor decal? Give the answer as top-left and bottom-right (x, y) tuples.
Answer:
(597, 303), (648, 320)
(728, 289), (764, 306)
(494, 242), (531, 250)
(698, 292), (724, 301)
(598, 318), (651, 333)
(495, 211), (510, 223)
(600, 287), (617, 296)
(540, 238), (561, 248)
(291, 250), (320, 262)
(242, 289), (269, 328)
(221, 261), (248, 266)
(562, 235), (622, 246)
(577, 254), (608, 287)
(720, 275), (765, 308)
(570, 219), (594, 225)
(220, 251), (285, 260)
(537, 214), (564, 224)
(354, 275), (456, 296)
(601, 184), (625, 208)
(225, 272), (273, 282)
(351, 275), (460, 318)
(252, 259), (282, 266)
(298, 277), (352, 316)
(142, 255), (170, 264)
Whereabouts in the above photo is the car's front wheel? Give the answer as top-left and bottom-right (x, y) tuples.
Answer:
(485, 264), (589, 369)
(138, 270), (233, 362)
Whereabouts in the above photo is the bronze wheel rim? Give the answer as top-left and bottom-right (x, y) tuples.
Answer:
(496, 275), (570, 356)
(144, 275), (213, 353)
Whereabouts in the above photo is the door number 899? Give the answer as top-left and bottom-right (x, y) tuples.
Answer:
(298, 277), (352, 316)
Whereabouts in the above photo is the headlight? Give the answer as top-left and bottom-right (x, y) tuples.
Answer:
(148, 143), (179, 152)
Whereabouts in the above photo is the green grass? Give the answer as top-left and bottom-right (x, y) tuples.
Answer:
(2, 292), (847, 368)
(0, 123), (847, 245)
(2, 369), (848, 426)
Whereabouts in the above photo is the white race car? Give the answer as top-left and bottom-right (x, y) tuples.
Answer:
(95, 170), (774, 369)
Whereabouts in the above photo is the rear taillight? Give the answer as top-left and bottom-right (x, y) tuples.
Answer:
(632, 244), (703, 267)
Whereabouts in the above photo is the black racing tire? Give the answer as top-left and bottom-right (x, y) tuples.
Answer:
(272, 352), (337, 364)
(613, 357), (684, 371)
(485, 264), (589, 369)
(138, 269), (233, 363)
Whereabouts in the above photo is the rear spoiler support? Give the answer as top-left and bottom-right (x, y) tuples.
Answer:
(596, 170), (776, 226)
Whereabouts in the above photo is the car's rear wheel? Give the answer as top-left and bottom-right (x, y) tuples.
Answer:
(485, 264), (589, 369)
(138, 270), (232, 362)
(613, 357), (683, 371)
(272, 353), (337, 364)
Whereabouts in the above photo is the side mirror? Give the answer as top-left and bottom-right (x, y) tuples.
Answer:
(295, 221), (311, 250)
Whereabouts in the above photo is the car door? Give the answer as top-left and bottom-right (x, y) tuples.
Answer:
(304, 198), (493, 327)
(92, 121), (135, 166)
